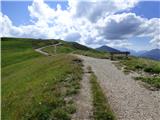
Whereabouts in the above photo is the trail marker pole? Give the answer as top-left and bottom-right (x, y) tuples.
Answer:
(54, 45), (56, 54)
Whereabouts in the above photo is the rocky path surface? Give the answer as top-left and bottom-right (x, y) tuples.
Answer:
(72, 66), (93, 120)
(78, 55), (160, 120)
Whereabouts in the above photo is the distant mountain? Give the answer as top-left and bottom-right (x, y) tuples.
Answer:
(136, 50), (147, 56)
(140, 49), (160, 60)
(116, 47), (148, 56)
(96, 45), (120, 52)
(115, 47), (136, 55)
(97, 45), (160, 60)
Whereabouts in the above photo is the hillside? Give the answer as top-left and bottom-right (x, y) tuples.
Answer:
(1, 37), (84, 120)
(41, 40), (109, 59)
(1, 37), (111, 120)
(96, 45), (120, 52)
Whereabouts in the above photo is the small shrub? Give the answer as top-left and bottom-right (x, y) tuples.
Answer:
(87, 66), (92, 73)
(123, 69), (130, 74)
(135, 77), (160, 89)
(49, 108), (71, 120)
(144, 67), (154, 73)
(151, 66), (160, 74)
(66, 88), (78, 96)
(65, 104), (76, 114)
(135, 65), (144, 69)
(72, 58), (83, 64)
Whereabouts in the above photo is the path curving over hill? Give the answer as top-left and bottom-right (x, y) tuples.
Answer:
(78, 55), (160, 120)
(35, 43), (62, 56)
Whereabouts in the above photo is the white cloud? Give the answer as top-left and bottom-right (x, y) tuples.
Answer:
(68, 0), (138, 22)
(96, 13), (157, 40)
(0, 13), (22, 37)
(1, 0), (160, 48)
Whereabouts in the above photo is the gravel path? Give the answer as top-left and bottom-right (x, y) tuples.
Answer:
(72, 66), (93, 120)
(78, 55), (160, 120)
(35, 43), (62, 56)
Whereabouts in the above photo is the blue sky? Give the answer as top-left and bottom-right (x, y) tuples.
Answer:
(129, 1), (160, 50)
(1, 1), (69, 26)
(1, 0), (160, 51)
(130, 1), (160, 19)
(2, 1), (159, 26)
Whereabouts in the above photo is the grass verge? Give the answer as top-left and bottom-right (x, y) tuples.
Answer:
(116, 56), (160, 89)
(119, 57), (160, 74)
(73, 50), (109, 59)
(90, 72), (115, 120)
(135, 77), (160, 89)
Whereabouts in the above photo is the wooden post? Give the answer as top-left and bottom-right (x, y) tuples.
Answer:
(54, 45), (56, 54)
(110, 53), (113, 60)
(126, 52), (129, 58)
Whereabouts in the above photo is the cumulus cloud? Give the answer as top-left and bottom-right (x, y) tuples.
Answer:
(0, 13), (22, 37)
(96, 13), (155, 40)
(1, 0), (160, 48)
(69, 0), (138, 22)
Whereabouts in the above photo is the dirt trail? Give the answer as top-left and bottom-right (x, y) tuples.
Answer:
(78, 55), (160, 120)
(35, 43), (62, 56)
(72, 66), (93, 120)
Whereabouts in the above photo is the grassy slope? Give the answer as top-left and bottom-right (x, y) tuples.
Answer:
(2, 37), (159, 119)
(42, 41), (109, 59)
(2, 38), (83, 120)
(2, 38), (40, 67)
(118, 56), (160, 88)
(119, 57), (160, 73)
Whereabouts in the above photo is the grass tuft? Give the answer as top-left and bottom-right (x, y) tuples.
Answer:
(135, 77), (160, 89)
(90, 73), (115, 120)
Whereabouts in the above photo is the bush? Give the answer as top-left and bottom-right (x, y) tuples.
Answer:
(50, 108), (71, 120)
(135, 64), (144, 69)
(144, 67), (153, 73)
(65, 104), (76, 114)
(144, 66), (160, 74)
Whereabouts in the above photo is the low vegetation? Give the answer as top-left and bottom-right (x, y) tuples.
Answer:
(119, 57), (160, 73)
(31, 39), (59, 49)
(73, 50), (109, 59)
(135, 77), (160, 89)
(42, 41), (109, 59)
(1, 37), (40, 67)
(117, 56), (160, 89)
(2, 38), (83, 120)
(89, 71), (115, 120)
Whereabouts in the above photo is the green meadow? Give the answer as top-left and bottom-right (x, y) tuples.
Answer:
(1, 38), (83, 120)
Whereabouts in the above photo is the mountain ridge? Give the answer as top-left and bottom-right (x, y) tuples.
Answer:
(96, 45), (120, 52)
(140, 48), (160, 60)
(96, 45), (160, 60)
